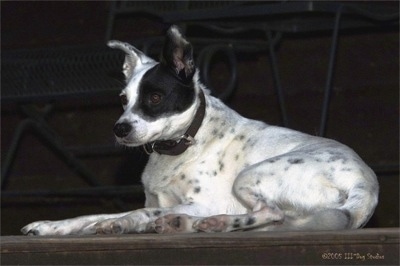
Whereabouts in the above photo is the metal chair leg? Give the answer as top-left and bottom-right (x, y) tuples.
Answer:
(105, 0), (118, 42)
(1, 118), (102, 189)
(1, 119), (31, 188)
(266, 30), (289, 127)
(319, 6), (343, 137)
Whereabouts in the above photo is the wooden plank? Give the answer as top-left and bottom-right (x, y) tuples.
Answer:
(1, 228), (398, 265)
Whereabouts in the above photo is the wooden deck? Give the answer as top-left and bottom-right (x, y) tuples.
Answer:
(1, 228), (399, 265)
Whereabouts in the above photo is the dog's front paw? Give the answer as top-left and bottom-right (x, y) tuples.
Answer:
(193, 215), (230, 232)
(153, 214), (197, 234)
(21, 221), (63, 236)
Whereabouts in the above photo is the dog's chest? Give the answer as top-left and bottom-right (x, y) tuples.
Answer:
(141, 116), (251, 208)
(142, 145), (242, 207)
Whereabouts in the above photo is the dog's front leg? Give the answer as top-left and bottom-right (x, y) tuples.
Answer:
(21, 212), (131, 236)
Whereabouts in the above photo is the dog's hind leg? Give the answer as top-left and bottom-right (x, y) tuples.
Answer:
(191, 164), (353, 232)
(191, 204), (351, 233)
(193, 201), (284, 232)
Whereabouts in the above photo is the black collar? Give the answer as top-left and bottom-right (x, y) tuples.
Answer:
(143, 90), (206, 156)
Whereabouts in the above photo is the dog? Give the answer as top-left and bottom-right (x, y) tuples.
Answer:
(21, 25), (378, 235)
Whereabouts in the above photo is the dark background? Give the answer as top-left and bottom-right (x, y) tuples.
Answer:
(1, 1), (399, 235)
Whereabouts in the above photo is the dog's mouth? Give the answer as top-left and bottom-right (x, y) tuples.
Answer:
(115, 131), (162, 147)
(116, 138), (138, 147)
(115, 137), (140, 147)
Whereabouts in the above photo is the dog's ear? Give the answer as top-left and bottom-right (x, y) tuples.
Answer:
(161, 25), (195, 82)
(108, 41), (155, 81)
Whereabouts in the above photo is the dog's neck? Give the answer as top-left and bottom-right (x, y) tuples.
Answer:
(142, 90), (206, 156)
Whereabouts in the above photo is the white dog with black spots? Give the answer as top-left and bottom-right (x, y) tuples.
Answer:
(22, 25), (378, 235)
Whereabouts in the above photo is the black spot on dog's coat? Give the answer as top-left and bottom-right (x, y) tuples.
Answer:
(153, 210), (162, 216)
(233, 218), (241, 228)
(219, 161), (225, 171)
(288, 158), (304, 164)
(172, 216), (181, 228)
(246, 217), (256, 226)
(267, 158), (280, 163)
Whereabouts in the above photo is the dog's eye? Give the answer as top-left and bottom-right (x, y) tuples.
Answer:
(120, 95), (128, 106)
(150, 93), (162, 105)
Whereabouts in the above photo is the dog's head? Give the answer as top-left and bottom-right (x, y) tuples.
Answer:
(109, 26), (200, 148)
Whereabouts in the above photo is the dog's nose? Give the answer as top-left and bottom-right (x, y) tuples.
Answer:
(113, 122), (132, 138)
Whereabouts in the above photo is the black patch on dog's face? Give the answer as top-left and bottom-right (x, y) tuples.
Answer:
(134, 64), (195, 120)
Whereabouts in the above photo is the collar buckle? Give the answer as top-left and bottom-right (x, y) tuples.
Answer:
(181, 134), (196, 146)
